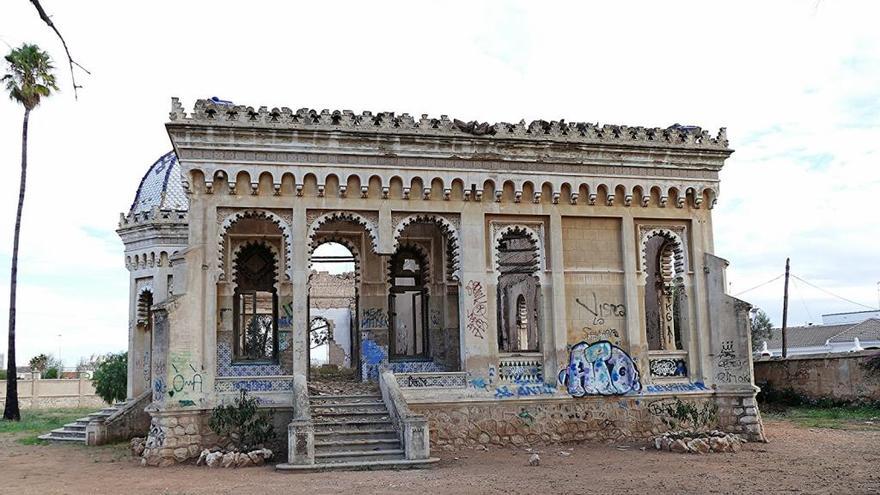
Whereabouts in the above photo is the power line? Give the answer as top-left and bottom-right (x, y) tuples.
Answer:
(790, 276), (815, 322)
(733, 274), (784, 297)
(790, 274), (877, 311)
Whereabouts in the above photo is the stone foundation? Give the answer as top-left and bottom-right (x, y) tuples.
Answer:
(141, 410), (210, 467)
(410, 392), (765, 450)
(140, 407), (293, 466)
(715, 394), (766, 442)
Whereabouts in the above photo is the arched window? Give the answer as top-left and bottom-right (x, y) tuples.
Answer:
(232, 243), (279, 362)
(137, 290), (154, 331)
(497, 229), (541, 352)
(644, 234), (685, 351)
(388, 247), (428, 359)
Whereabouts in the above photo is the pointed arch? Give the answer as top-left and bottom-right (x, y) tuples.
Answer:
(218, 209), (292, 281)
(392, 213), (461, 281)
(307, 210), (379, 256)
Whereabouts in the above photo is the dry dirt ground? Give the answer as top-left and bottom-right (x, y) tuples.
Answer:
(2, 419), (879, 495)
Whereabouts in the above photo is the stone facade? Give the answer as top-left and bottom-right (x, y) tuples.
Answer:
(120, 98), (764, 465)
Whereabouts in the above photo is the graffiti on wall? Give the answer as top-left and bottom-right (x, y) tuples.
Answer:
(167, 352), (204, 404)
(144, 420), (165, 449)
(558, 340), (641, 396)
(142, 350), (150, 387)
(715, 340), (750, 384)
(644, 381), (707, 393)
(464, 280), (488, 339)
(576, 293), (626, 324)
(361, 308), (388, 329)
(430, 309), (442, 329)
(494, 380), (557, 399)
(279, 302), (294, 328)
(362, 338), (386, 365)
(649, 358), (688, 378)
(576, 293), (625, 345)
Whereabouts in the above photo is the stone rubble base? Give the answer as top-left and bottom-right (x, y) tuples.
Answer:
(653, 430), (745, 454)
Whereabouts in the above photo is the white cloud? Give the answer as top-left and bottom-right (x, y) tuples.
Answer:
(0, 1), (878, 364)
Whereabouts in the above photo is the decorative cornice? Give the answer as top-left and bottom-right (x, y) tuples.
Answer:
(169, 98), (730, 152)
(118, 207), (187, 229)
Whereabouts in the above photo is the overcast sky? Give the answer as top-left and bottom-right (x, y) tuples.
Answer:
(0, 1), (878, 366)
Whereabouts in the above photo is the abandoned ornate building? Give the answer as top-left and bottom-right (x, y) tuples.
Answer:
(115, 98), (764, 468)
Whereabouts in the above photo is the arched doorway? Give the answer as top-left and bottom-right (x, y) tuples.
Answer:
(388, 246), (429, 359)
(308, 241), (358, 381)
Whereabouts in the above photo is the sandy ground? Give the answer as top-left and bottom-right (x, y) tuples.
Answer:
(2, 419), (879, 495)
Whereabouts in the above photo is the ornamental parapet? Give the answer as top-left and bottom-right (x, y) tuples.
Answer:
(169, 98), (729, 152)
(118, 206), (188, 229)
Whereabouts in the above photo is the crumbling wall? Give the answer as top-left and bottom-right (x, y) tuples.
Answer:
(754, 352), (880, 402)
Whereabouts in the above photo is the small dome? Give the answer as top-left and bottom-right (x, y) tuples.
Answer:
(129, 151), (188, 214)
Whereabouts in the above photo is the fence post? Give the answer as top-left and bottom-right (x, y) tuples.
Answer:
(32, 372), (41, 406)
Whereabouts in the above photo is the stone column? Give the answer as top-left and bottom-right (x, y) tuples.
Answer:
(127, 275), (138, 399)
(290, 203), (309, 377)
(547, 211), (566, 385)
(620, 215), (647, 374)
(689, 217), (711, 382)
(458, 205), (493, 383)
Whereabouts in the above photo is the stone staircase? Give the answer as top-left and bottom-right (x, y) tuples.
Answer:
(38, 401), (128, 443)
(277, 382), (438, 471)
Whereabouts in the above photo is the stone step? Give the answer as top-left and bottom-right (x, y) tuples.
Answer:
(61, 423), (87, 432)
(310, 399), (385, 407)
(314, 429), (398, 441)
(313, 411), (390, 419)
(313, 420), (395, 432)
(46, 428), (87, 439)
(276, 457), (440, 472)
(315, 438), (402, 453)
(309, 394), (382, 404)
(312, 404), (388, 415)
(38, 433), (85, 443)
(315, 449), (406, 464)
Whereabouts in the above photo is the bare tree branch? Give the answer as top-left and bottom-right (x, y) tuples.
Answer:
(28, 0), (90, 99)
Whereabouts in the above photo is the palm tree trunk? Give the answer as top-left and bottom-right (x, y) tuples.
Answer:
(4, 108), (29, 421)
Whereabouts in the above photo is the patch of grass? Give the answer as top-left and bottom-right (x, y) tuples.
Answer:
(0, 407), (95, 444)
(766, 405), (880, 430)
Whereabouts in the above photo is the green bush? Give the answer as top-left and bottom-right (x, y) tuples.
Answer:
(209, 390), (276, 451)
(42, 368), (59, 379)
(91, 352), (127, 404)
(0, 369), (6, 380)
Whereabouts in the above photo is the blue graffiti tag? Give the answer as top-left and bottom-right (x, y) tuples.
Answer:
(469, 377), (488, 390)
(645, 381), (708, 393)
(558, 340), (642, 397)
(362, 339), (386, 365)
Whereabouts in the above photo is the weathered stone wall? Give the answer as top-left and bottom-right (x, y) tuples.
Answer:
(140, 407), (292, 466)
(411, 393), (764, 450)
(0, 376), (106, 410)
(754, 352), (880, 402)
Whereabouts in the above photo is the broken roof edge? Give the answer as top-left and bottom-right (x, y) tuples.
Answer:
(168, 97), (731, 152)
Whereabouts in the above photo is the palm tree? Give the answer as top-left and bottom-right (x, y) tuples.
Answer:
(2, 44), (57, 421)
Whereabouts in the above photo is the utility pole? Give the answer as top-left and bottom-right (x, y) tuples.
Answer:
(781, 258), (790, 358)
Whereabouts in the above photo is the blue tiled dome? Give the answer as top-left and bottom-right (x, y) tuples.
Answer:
(129, 151), (188, 214)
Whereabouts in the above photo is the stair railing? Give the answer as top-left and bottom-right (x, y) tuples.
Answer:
(379, 370), (430, 460)
(85, 389), (152, 445)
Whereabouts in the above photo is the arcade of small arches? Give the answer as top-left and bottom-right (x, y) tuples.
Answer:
(185, 168), (719, 210)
